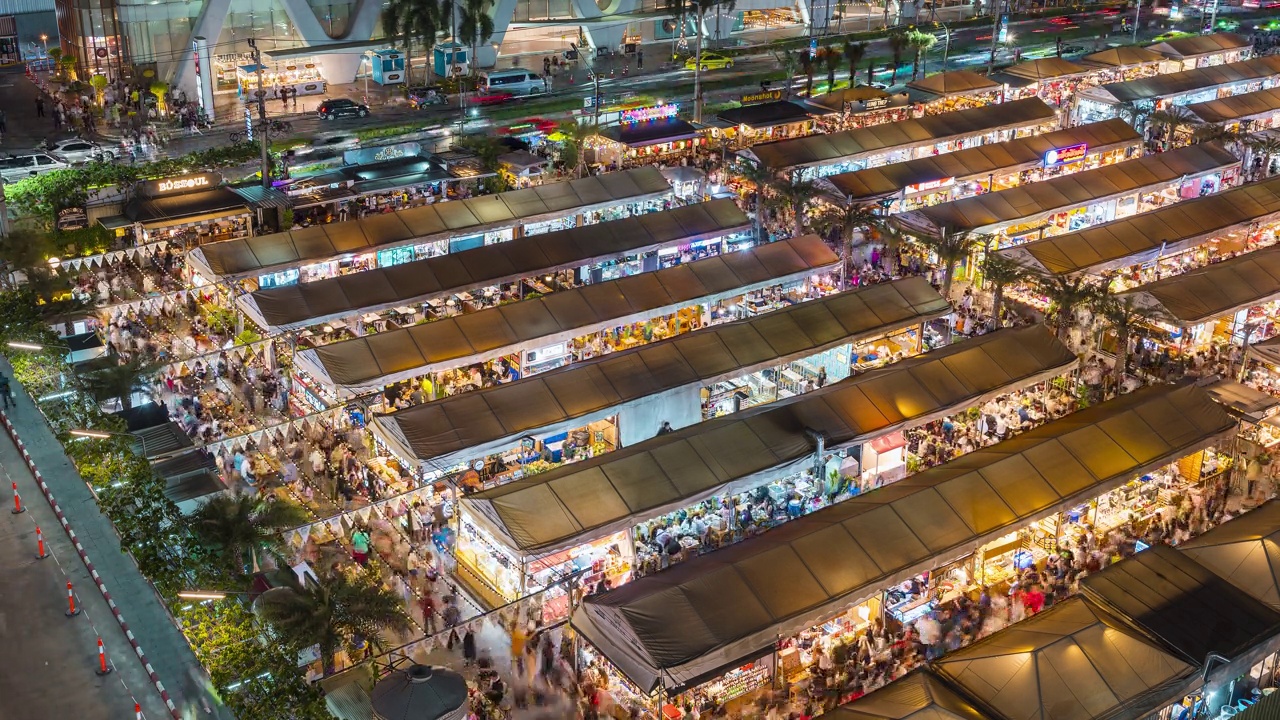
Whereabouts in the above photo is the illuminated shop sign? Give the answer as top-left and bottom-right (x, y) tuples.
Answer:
(622, 104), (679, 123)
(140, 172), (223, 197)
(905, 177), (955, 194)
(1044, 142), (1088, 168)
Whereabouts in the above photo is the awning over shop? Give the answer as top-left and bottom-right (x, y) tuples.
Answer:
(239, 199), (751, 331)
(123, 188), (249, 229)
(1081, 46), (1166, 69)
(230, 184), (294, 210)
(1148, 32), (1252, 61)
(744, 98), (1056, 173)
(1180, 500), (1280, 610)
(717, 101), (813, 130)
(375, 276), (951, 466)
(809, 86), (894, 113)
(1085, 55), (1280, 105)
(1251, 333), (1280, 366)
(998, 57), (1089, 83)
(892, 142), (1238, 236)
(932, 597), (1198, 720)
(906, 70), (1001, 98)
(823, 119), (1140, 204)
(1202, 379), (1280, 422)
(1005, 176), (1280, 276)
(571, 383), (1234, 694)
(1187, 87), (1280, 125)
(600, 118), (700, 147)
(826, 669), (996, 720)
(1080, 544), (1280, 671)
(295, 234), (839, 393)
(188, 167), (672, 281)
(1119, 244), (1280, 327)
(468, 325), (1076, 562)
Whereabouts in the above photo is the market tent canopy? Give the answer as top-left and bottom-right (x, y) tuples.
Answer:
(906, 70), (1000, 97)
(999, 58), (1089, 82)
(238, 199), (751, 331)
(1251, 333), (1280, 366)
(467, 324), (1075, 562)
(188, 167), (672, 280)
(1080, 544), (1280, 669)
(823, 119), (1140, 204)
(810, 86), (893, 112)
(826, 669), (996, 720)
(1004, 175), (1280, 276)
(1119, 244), (1280, 326)
(375, 276), (951, 466)
(124, 188), (249, 230)
(1202, 379), (1280, 422)
(1180, 500), (1280, 610)
(1187, 87), (1280, 125)
(744, 98), (1057, 173)
(933, 597), (1197, 720)
(571, 383), (1234, 694)
(892, 142), (1238, 236)
(1081, 46), (1167, 68)
(1084, 55), (1280, 105)
(295, 234), (839, 394)
(717, 101), (813, 129)
(599, 118), (700, 147)
(1148, 32), (1253, 61)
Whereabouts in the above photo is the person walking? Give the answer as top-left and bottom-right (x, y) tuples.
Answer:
(34, 96), (44, 117)
(351, 525), (371, 566)
(0, 372), (12, 410)
(0, 110), (8, 135)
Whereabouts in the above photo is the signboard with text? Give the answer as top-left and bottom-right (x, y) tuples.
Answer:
(621, 104), (679, 123)
(1043, 142), (1088, 168)
(139, 172), (223, 198)
(741, 89), (783, 105)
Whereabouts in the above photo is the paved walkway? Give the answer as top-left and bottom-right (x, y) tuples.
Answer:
(0, 354), (233, 720)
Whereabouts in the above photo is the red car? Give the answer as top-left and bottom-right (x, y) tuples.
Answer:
(473, 91), (514, 106)
(1048, 15), (1073, 24)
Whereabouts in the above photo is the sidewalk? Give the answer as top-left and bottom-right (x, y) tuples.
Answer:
(0, 353), (235, 720)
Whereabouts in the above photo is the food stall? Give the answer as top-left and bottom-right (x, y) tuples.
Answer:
(1148, 31), (1254, 71)
(1186, 87), (1280, 136)
(905, 70), (1003, 114)
(713, 100), (816, 148)
(97, 172), (253, 249)
(236, 60), (326, 99)
(498, 150), (549, 189)
(1073, 55), (1280, 126)
(995, 57), (1090, 108)
(590, 105), (704, 165)
(808, 86), (915, 131)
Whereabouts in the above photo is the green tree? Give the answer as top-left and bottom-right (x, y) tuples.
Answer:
(799, 48), (816, 97)
(1033, 273), (1100, 343)
(1112, 101), (1150, 131)
(843, 41), (867, 86)
(887, 28), (911, 85)
(982, 252), (1031, 329)
(822, 46), (842, 92)
(1248, 135), (1280, 177)
(1148, 106), (1199, 150)
(383, 0), (449, 84)
(556, 120), (597, 179)
(456, 133), (505, 174)
(909, 29), (937, 81)
(736, 158), (773, 241)
(776, 49), (800, 100)
(1093, 288), (1167, 390)
(815, 198), (878, 288)
(75, 357), (162, 411)
(0, 228), (57, 282)
(190, 492), (311, 579)
(912, 226), (986, 300)
(257, 568), (414, 673)
(874, 219), (909, 274)
(456, 0), (494, 78)
(767, 176), (818, 237)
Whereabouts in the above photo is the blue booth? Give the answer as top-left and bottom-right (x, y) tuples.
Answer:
(432, 42), (469, 78)
(370, 48), (406, 85)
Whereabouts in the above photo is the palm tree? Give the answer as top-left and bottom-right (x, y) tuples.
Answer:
(799, 50), (816, 97)
(909, 29), (937, 81)
(816, 198), (878, 288)
(383, 0), (446, 84)
(1033, 273), (1099, 343)
(843, 42), (866, 86)
(257, 568), (413, 673)
(457, 0), (494, 78)
(1112, 101), (1151, 131)
(689, 0), (719, 120)
(887, 29), (911, 85)
(556, 120), (596, 178)
(1148, 106), (1199, 150)
(911, 226), (986, 300)
(736, 158), (773, 242)
(1247, 135), (1280, 178)
(776, 49), (799, 100)
(982, 252), (1031, 329)
(190, 492), (311, 577)
(1093, 290), (1166, 391)
(822, 46), (841, 92)
(874, 219), (909, 275)
(76, 357), (162, 411)
(768, 177), (818, 237)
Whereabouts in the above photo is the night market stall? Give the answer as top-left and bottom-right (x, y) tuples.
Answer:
(1074, 55), (1280, 125)
(905, 71), (1003, 114)
(1148, 32), (1255, 71)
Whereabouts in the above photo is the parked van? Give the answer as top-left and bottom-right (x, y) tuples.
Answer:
(480, 69), (545, 96)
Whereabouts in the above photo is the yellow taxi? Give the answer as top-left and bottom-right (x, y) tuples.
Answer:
(685, 52), (734, 71)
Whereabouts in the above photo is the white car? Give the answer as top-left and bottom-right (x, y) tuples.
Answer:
(48, 138), (115, 164)
(0, 152), (71, 183)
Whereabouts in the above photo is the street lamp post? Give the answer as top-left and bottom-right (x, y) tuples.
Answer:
(39, 34), (48, 57)
(363, 50), (374, 106)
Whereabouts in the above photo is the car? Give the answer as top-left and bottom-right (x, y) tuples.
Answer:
(473, 91), (514, 106)
(685, 52), (733, 71)
(0, 152), (71, 183)
(1048, 15), (1073, 24)
(1100, 6), (1121, 14)
(407, 85), (448, 109)
(858, 81), (890, 91)
(46, 138), (114, 164)
(1060, 43), (1086, 54)
(317, 98), (370, 120)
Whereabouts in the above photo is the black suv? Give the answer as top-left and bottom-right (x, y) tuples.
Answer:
(317, 98), (370, 120)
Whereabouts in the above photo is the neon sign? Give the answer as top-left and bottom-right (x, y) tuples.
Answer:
(158, 176), (210, 193)
(905, 177), (954, 194)
(621, 104), (679, 123)
(1044, 142), (1088, 168)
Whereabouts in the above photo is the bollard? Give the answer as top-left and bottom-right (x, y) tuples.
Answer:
(95, 637), (111, 676)
(10, 481), (24, 514)
(66, 580), (80, 617)
(135, 702), (142, 719)
(35, 526), (48, 559)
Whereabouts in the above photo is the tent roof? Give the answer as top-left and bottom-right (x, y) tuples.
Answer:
(825, 119), (1140, 204)
(1252, 333), (1280, 366)
(1119, 244), (1280, 326)
(296, 235), (839, 393)
(571, 383), (1232, 695)
(124, 188), (249, 228)
(599, 118), (700, 147)
(892, 143), (1238, 235)
(746, 98), (1056, 172)
(377, 276), (951, 465)
(1000, 57), (1089, 82)
(1005, 175), (1280, 276)
(1180, 500), (1280, 610)
(240, 199), (750, 331)
(1091, 55), (1280, 104)
(933, 597), (1197, 720)
(1201, 379), (1280, 421)
(1148, 32), (1253, 60)
(809, 86), (893, 111)
(189, 167), (671, 280)
(906, 70), (1001, 97)
(717, 101), (813, 129)
(1187, 87), (1280, 125)
(1080, 544), (1280, 666)
(469, 325), (1075, 559)
(1081, 46), (1166, 68)
(826, 669), (996, 720)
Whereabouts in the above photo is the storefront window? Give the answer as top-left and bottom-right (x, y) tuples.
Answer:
(376, 246), (414, 268)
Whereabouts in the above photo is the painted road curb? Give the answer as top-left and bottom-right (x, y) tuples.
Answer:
(0, 409), (183, 720)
